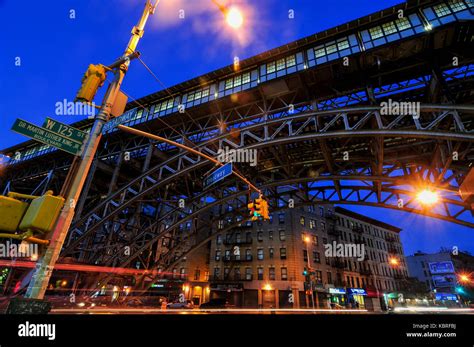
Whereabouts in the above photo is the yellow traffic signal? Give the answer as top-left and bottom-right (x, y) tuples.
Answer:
(75, 64), (107, 103)
(255, 196), (270, 220)
(261, 199), (270, 220)
(247, 202), (258, 221)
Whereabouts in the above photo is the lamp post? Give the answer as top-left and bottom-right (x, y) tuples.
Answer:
(24, 0), (159, 302)
(18, 0), (247, 308)
(304, 235), (316, 310)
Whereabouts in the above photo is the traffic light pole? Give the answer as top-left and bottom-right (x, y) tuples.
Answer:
(24, 1), (159, 301)
(306, 243), (316, 310)
(117, 125), (262, 194)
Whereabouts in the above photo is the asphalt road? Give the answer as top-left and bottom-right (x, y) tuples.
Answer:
(50, 307), (474, 315)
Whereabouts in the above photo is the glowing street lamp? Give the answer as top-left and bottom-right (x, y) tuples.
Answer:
(304, 235), (311, 244)
(458, 273), (471, 284)
(263, 283), (273, 291)
(212, 0), (244, 29)
(226, 7), (244, 28)
(389, 257), (399, 266)
(416, 189), (439, 206)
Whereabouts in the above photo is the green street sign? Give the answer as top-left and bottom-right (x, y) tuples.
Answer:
(11, 118), (83, 156)
(42, 117), (88, 144)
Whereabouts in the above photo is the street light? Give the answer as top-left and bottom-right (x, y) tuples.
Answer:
(389, 257), (399, 266)
(212, 0), (244, 29)
(303, 234), (315, 310)
(226, 7), (244, 29)
(458, 273), (471, 284)
(416, 189), (439, 206)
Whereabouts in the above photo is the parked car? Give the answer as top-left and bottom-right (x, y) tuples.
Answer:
(167, 300), (194, 309)
(199, 298), (233, 309)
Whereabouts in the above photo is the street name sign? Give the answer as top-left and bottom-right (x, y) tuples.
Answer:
(42, 117), (88, 144)
(11, 119), (83, 156)
(203, 162), (233, 188)
(102, 108), (137, 133)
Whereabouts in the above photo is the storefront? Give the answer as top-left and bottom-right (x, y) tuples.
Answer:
(329, 287), (347, 308)
(347, 288), (367, 308)
(209, 283), (244, 306)
(434, 292), (460, 307)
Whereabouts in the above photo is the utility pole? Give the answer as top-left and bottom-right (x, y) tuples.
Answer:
(24, 1), (159, 301)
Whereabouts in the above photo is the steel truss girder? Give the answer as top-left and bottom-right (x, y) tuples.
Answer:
(73, 176), (474, 292)
(3, 61), (472, 187)
(64, 105), (473, 251)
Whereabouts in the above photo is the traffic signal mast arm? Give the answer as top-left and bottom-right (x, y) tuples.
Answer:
(117, 125), (262, 195)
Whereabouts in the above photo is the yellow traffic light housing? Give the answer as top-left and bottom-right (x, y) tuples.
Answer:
(250, 196), (270, 221)
(261, 199), (270, 220)
(247, 202), (258, 221)
(75, 64), (107, 103)
(0, 191), (64, 245)
(257, 197), (270, 220)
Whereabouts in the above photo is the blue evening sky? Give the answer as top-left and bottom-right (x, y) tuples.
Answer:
(0, 0), (472, 254)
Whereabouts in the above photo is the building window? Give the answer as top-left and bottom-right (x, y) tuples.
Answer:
(303, 250), (308, 262)
(214, 267), (220, 279)
(245, 268), (252, 280)
(278, 213), (285, 224)
(320, 221), (326, 231)
(281, 267), (288, 281)
(300, 216), (305, 226)
(194, 269), (200, 281)
(216, 234), (222, 245)
(246, 249), (252, 261)
(224, 250), (231, 261)
(269, 267), (276, 280)
(280, 248), (287, 260)
(319, 206), (324, 217)
(257, 248), (264, 260)
(215, 250), (221, 261)
(258, 267), (264, 280)
(313, 235), (318, 246)
(180, 268), (186, 279)
(315, 270), (323, 284)
(224, 267), (230, 279)
(204, 271), (209, 281)
(269, 248), (274, 259)
(313, 251), (320, 263)
(246, 232), (252, 243)
(327, 272), (332, 284)
(236, 232), (241, 243)
(309, 219), (316, 229)
(279, 230), (286, 241)
(268, 230), (273, 240)
(257, 231), (263, 242)
(234, 268), (241, 280)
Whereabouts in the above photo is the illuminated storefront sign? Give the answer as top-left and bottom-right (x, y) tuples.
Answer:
(329, 288), (346, 295)
(348, 288), (367, 296)
(435, 293), (457, 301)
(429, 261), (455, 274)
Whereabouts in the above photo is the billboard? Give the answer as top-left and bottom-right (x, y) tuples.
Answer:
(429, 261), (454, 274)
(435, 293), (458, 301)
(432, 274), (457, 287)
